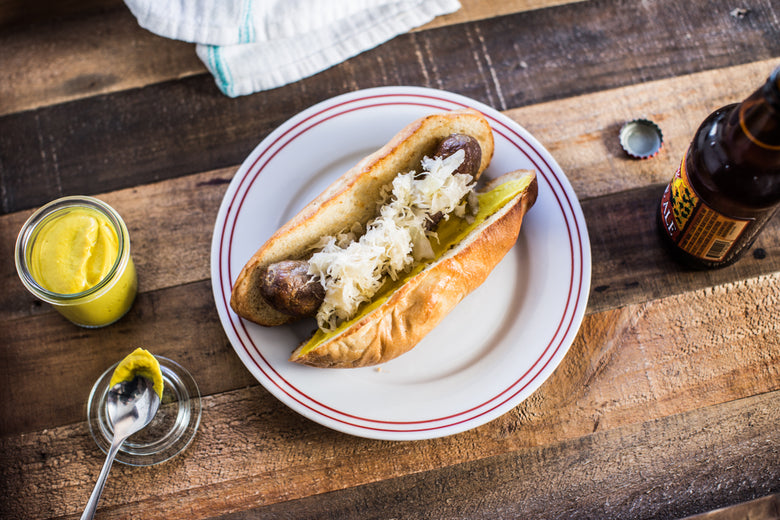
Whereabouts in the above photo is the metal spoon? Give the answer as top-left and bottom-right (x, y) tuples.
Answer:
(81, 375), (161, 520)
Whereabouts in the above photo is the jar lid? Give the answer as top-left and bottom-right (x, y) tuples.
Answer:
(619, 119), (663, 159)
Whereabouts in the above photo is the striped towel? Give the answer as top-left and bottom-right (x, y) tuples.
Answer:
(124, 0), (461, 97)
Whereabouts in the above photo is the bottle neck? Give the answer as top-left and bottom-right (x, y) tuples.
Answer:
(728, 66), (780, 151)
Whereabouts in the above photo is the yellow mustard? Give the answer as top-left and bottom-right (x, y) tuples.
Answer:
(15, 196), (137, 328)
(31, 208), (119, 294)
(109, 348), (164, 399)
(294, 175), (535, 358)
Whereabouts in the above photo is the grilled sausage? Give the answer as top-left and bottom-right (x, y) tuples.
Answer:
(259, 260), (325, 318)
(259, 134), (482, 317)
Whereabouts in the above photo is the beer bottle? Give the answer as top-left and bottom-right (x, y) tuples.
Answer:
(657, 65), (780, 269)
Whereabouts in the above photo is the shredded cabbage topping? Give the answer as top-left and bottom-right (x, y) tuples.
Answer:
(307, 149), (477, 331)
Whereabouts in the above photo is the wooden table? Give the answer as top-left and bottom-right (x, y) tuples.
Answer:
(1, 0), (778, 518)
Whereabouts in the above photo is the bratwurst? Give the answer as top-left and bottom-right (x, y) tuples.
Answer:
(257, 133), (482, 320)
(259, 259), (324, 318)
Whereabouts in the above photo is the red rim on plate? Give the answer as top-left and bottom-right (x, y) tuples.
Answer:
(211, 87), (590, 440)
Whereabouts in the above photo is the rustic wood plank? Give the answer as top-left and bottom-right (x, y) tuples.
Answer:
(2, 0), (778, 214)
(0, 278), (257, 436)
(0, 7), (202, 116)
(2, 269), (778, 517)
(418, 0), (586, 30)
(585, 184), (780, 314)
(0, 0), (121, 27)
(211, 394), (780, 520)
(509, 59), (780, 199)
(0, 168), (235, 322)
(2, 387), (777, 519)
(0, 0), (584, 116)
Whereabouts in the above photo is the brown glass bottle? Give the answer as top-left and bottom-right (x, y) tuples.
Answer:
(657, 65), (780, 269)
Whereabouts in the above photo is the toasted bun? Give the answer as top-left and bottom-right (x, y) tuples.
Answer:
(230, 109), (495, 326)
(291, 169), (538, 368)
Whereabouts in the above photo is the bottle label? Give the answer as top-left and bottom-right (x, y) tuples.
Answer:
(659, 156), (750, 262)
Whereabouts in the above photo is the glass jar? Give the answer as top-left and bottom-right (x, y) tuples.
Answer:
(15, 196), (138, 328)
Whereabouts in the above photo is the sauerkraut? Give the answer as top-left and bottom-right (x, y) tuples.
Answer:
(308, 149), (477, 331)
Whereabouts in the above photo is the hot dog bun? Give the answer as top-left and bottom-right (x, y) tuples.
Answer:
(290, 169), (537, 368)
(230, 109), (495, 327)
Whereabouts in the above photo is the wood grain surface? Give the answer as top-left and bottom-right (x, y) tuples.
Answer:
(1, 0), (779, 518)
(3, 0), (779, 214)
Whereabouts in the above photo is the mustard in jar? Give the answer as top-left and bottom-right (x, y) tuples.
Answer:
(15, 196), (137, 328)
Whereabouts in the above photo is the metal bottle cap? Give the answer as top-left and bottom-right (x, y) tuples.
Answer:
(619, 119), (663, 159)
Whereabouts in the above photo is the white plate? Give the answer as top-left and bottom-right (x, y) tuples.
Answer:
(211, 86), (591, 440)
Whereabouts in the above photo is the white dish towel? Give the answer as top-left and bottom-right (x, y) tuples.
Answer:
(124, 0), (461, 97)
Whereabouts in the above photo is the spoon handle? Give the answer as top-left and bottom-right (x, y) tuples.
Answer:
(80, 438), (124, 520)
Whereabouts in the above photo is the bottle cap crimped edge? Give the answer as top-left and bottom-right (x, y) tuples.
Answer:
(619, 118), (664, 159)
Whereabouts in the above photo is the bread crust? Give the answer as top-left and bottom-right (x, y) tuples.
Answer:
(230, 109), (495, 326)
(291, 170), (538, 368)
